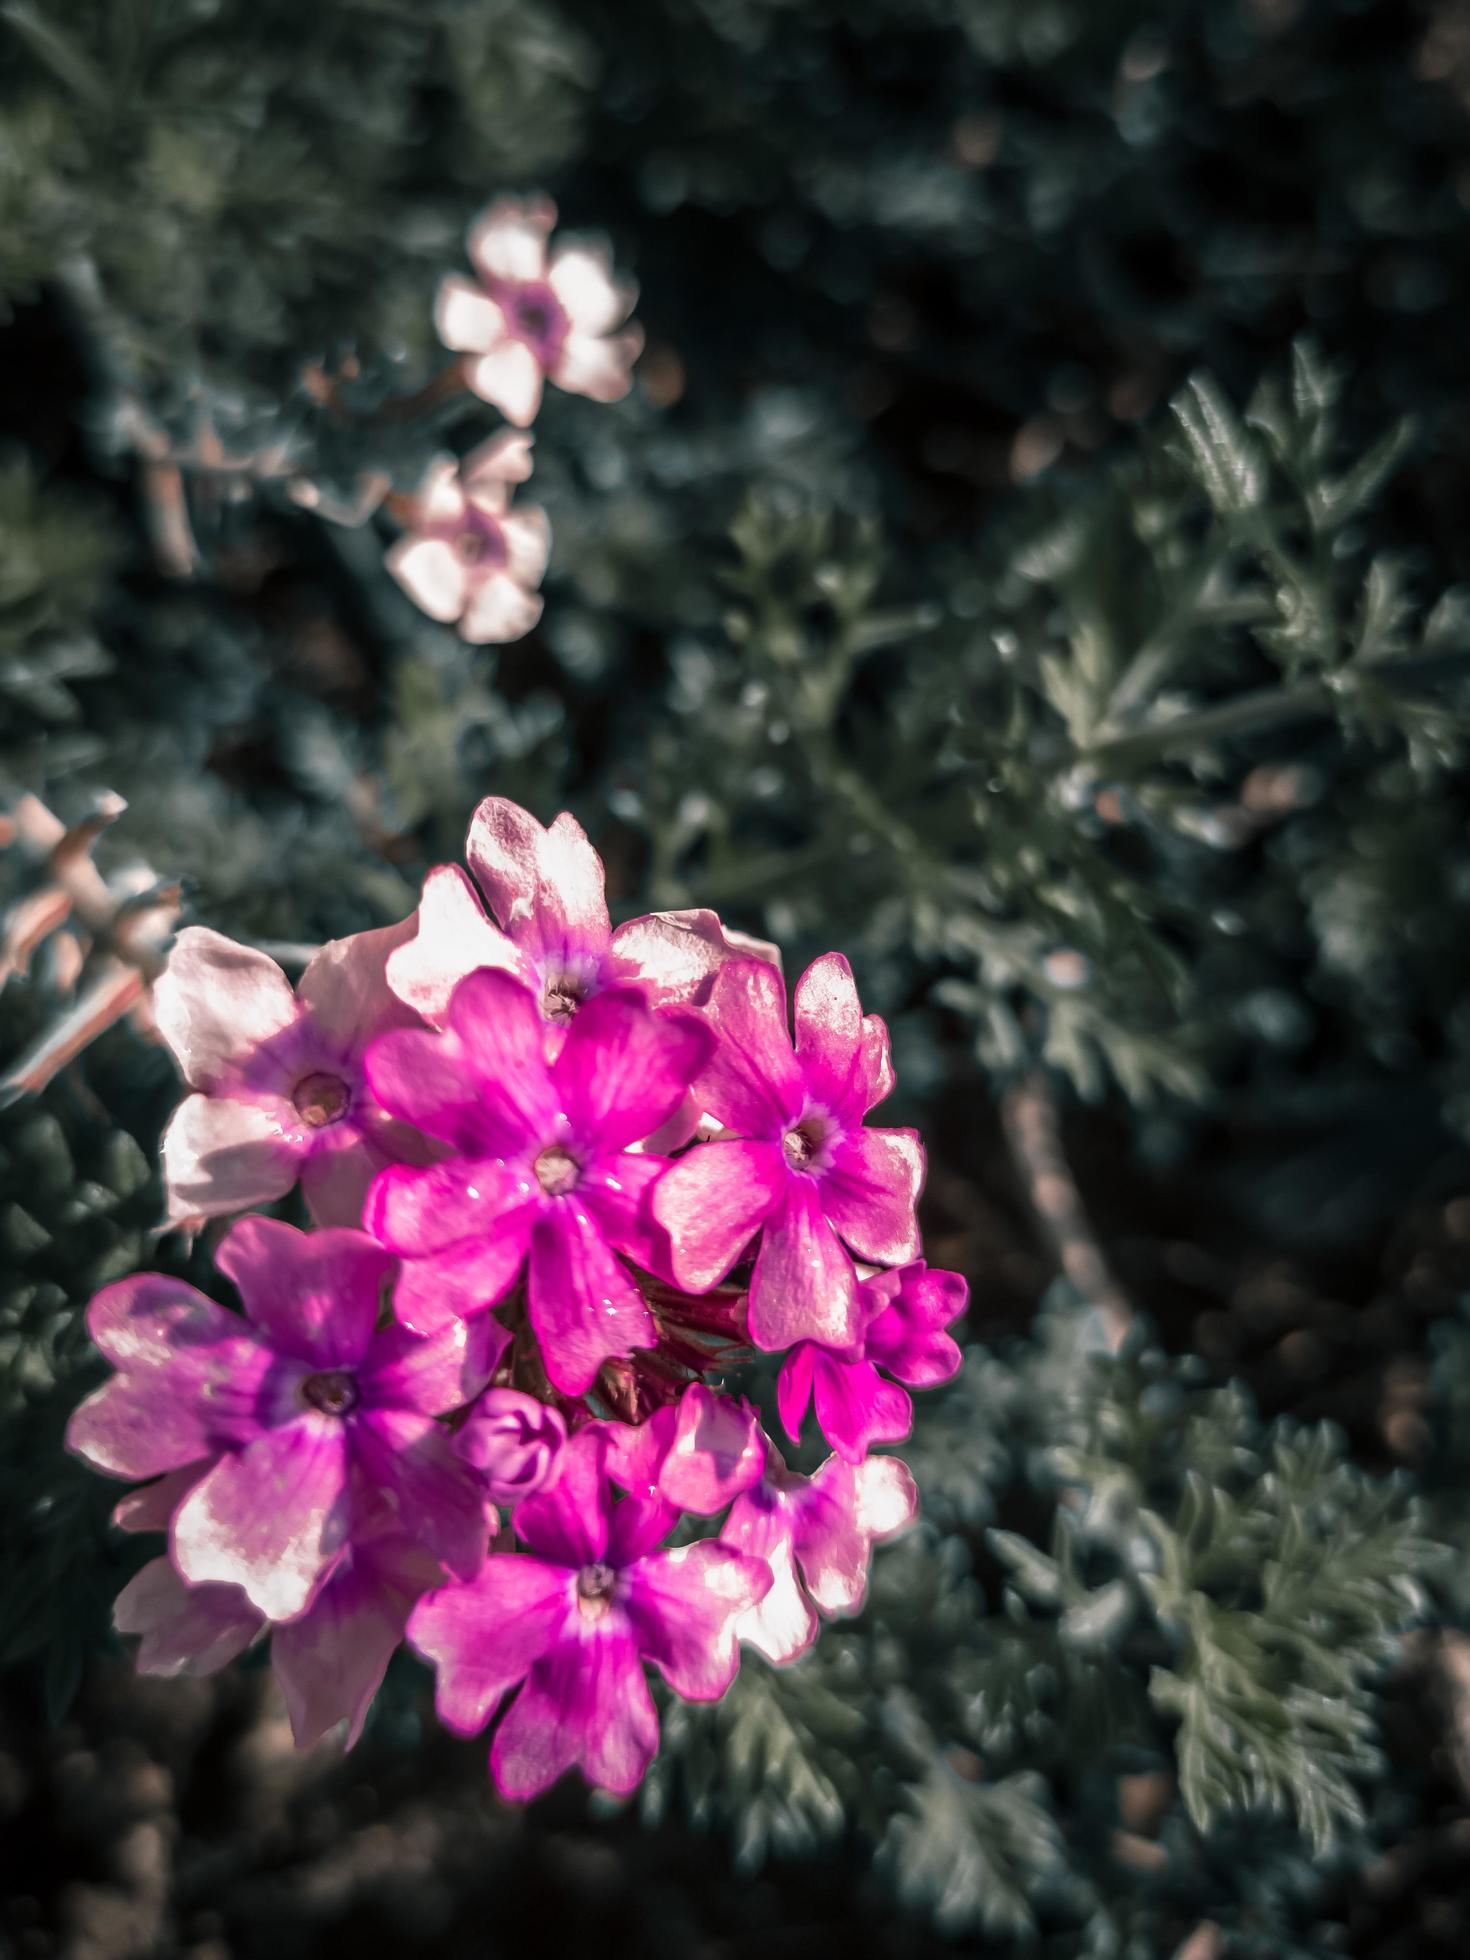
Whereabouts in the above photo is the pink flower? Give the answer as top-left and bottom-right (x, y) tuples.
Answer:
(408, 1429), (770, 1799)
(365, 969), (713, 1391)
(455, 1387), (567, 1506)
(386, 795), (773, 1044)
(154, 917), (433, 1230)
(67, 1218), (495, 1620)
(385, 433), (550, 644)
(602, 1383), (765, 1515)
(651, 954), (925, 1352)
(721, 1446), (918, 1665)
(777, 1262), (968, 1464)
(114, 1501), (445, 1749)
(435, 195), (643, 427)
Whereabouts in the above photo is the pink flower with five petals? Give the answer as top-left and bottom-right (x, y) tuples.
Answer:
(386, 432), (550, 644)
(651, 954), (925, 1352)
(435, 196), (643, 427)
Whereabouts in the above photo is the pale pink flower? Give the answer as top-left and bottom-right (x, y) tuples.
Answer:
(385, 432), (550, 644)
(154, 917), (433, 1230)
(435, 195), (643, 427)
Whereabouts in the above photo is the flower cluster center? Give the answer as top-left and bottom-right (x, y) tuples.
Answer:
(301, 1369), (359, 1416)
(292, 1071), (350, 1129)
(534, 1145), (582, 1197)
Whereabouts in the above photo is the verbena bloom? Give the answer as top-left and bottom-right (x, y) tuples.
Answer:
(67, 1218), (494, 1619)
(777, 1262), (968, 1463)
(386, 795), (771, 1040)
(721, 1446), (918, 1666)
(652, 954), (925, 1352)
(385, 432), (550, 644)
(603, 1382), (765, 1516)
(435, 195), (643, 427)
(455, 1387), (567, 1506)
(408, 1429), (770, 1798)
(154, 917), (430, 1230)
(365, 969), (713, 1391)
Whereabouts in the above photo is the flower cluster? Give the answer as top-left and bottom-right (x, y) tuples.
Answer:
(68, 798), (967, 1798)
(386, 196), (642, 643)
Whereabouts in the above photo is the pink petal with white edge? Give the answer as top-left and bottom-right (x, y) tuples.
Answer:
(408, 1554), (571, 1735)
(552, 326), (644, 403)
(172, 1419), (352, 1621)
(526, 1206), (655, 1397)
(462, 428), (535, 493)
(694, 957), (805, 1138)
(624, 1540), (770, 1701)
(492, 1628), (658, 1799)
(114, 1557), (261, 1677)
(386, 536), (469, 624)
(654, 1386), (766, 1516)
(467, 195), (557, 284)
(434, 274), (507, 354)
(793, 952), (866, 1124)
(160, 1091), (299, 1226)
(216, 1216), (393, 1369)
(821, 1127), (925, 1267)
(547, 246), (636, 337)
(295, 913), (421, 1058)
(731, 1528), (818, 1667)
(794, 1452), (917, 1618)
(499, 506), (551, 588)
(652, 1136), (786, 1292)
(460, 574), (544, 645)
(748, 1177), (862, 1352)
(465, 341), (544, 427)
(153, 927), (298, 1090)
(608, 907), (779, 1006)
(416, 455), (468, 526)
(385, 863), (525, 1025)
(466, 800), (611, 963)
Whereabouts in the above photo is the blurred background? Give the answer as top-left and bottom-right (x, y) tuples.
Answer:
(5, 1), (1470, 1954)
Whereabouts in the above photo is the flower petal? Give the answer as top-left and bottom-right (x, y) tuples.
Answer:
(383, 1234), (531, 1339)
(553, 991), (713, 1154)
(574, 1150), (669, 1272)
(295, 914), (421, 1058)
(652, 1386), (766, 1516)
(350, 1408), (488, 1580)
(112, 1463), (211, 1535)
(434, 273), (508, 352)
(721, 1494), (817, 1666)
(499, 506), (551, 588)
(467, 195), (557, 283)
(694, 958), (804, 1138)
(547, 245), (636, 336)
(651, 1137), (786, 1292)
(409, 1554), (572, 1736)
(776, 1343), (817, 1447)
(512, 1427), (610, 1567)
(459, 573), (544, 645)
(793, 952), (866, 1124)
(864, 1263), (967, 1387)
(810, 1352), (912, 1464)
(172, 1419), (351, 1621)
(152, 927), (299, 1091)
(607, 907), (777, 1006)
(271, 1541), (426, 1750)
(462, 428), (535, 492)
(820, 1127), (924, 1267)
(465, 341), (544, 427)
(216, 1217), (394, 1368)
(160, 1091), (299, 1226)
(114, 1557), (261, 1677)
(455, 1388), (566, 1506)
(491, 1625), (658, 1799)
(748, 1178), (861, 1352)
(445, 968), (561, 1141)
(366, 1156), (537, 1261)
(526, 1207), (655, 1397)
(359, 1312), (503, 1415)
(386, 536), (469, 623)
(623, 1540), (769, 1701)
(551, 325), (643, 403)
(466, 800), (611, 971)
(792, 1453), (917, 1618)
(385, 864), (526, 1025)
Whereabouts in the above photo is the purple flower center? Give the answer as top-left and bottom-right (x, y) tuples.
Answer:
(782, 1113), (834, 1173)
(542, 979), (583, 1022)
(292, 1071), (351, 1129)
(301, 1369), (359, 1416)
(448, 504), (508, 569)
(495, 278), (570, 367)
(576, 1561), (618, 1620)
(533, 1146), (581, 1197)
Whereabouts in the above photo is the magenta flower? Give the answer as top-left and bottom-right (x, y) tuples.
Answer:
(408, 1429), (770, 1799)
(154, 917), (432, 1230)
(721, 1446), (918, 1665)
(114, 1495), (445, 1749)
(455, 1387), (567, 1506)
(435, 195), (643, 427)
(777, 1262), (968, 1464)
(386, 795), (773, 1045)
(652, 954), (925, 1352)
(385, 433), (550, 644)
(366, 968), (714, 1390)
(603, 1383), (765, 1516)
(66, 1218), (495, 1619)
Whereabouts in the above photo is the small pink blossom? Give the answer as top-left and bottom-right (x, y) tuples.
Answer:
(777, 1262), (968, 1463)
(67, 1218), (495, 1620)
(455, 1387), (567, 1506)
(721, 1446), (918, 1665)
(154, 917), (432, 1230)
(408, 1429), (769, 1799)
(602, 1383), (765, 1515)
(386, 432), (550, 644)
(435, 196), (643, 427)
(652, 954), (925, 1352)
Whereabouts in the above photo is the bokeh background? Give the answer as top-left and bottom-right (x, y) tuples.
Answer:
(5, 1), (1470, 1954)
